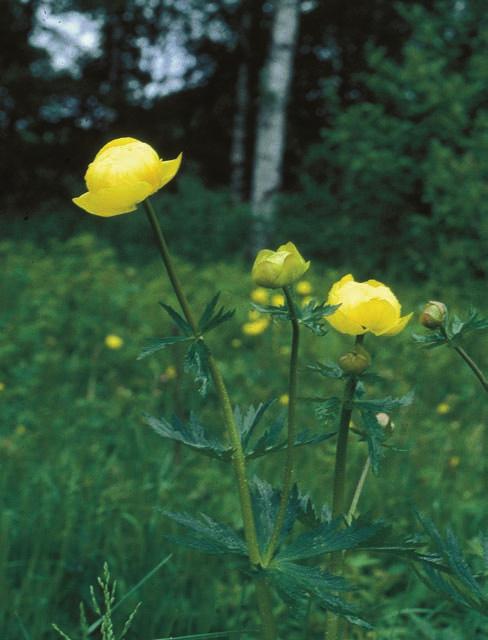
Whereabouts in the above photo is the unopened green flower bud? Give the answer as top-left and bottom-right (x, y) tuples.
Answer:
(420, 301), (447, 330)
(339, 345), (371, 375)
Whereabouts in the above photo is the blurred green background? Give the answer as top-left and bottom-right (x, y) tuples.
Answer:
(1, 0), (487, 638)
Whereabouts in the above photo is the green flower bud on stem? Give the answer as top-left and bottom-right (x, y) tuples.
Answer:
(420, 300), (447, 330)
(339, 344), (371, 375)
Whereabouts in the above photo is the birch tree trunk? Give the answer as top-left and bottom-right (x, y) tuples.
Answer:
(250, 0), (300, 251)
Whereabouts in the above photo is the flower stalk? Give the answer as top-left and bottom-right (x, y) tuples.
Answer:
(439, 326), (488, 393)
(262, 286), (300, 566)
(325, 334), (364, 640)
(331, 335), (364, 521)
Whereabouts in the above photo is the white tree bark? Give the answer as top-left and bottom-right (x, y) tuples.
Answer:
(250, 0), (300, 251)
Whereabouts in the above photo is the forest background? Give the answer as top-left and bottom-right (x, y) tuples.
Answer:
(1, 0), (488, 638)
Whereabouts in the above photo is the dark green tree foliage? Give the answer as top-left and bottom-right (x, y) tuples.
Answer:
(282, 0), (488, 280)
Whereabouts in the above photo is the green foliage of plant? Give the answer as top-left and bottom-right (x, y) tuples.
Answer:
(1, 235), (488, 638)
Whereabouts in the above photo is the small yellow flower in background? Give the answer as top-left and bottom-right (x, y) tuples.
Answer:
(436, 402), (451, 415)
(15, 425), (27, 437)
(301, 295), (313, 307)
(271, 293), (285, 307)
(231, 338), (242, 349)
(296, 280), (313, 296)
(242, 318), (270, 336)
(252, 242), (310, 289)
(326, 274), (412, 336)
(105, 334), (124, 350)
(279, 393), (289, 406)
(250, 287), (270, 305)
(448, 455), (460, 469)
(73, 137), (182, 217)
(164, 365), (177, 380)
(279, 345), (291, 356)
(0, 382), (5, 392)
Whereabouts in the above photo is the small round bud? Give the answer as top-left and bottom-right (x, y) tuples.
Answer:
(376, 412), (395, 437)
(420, 301), (447, 330)
(339, 345), (371, 375)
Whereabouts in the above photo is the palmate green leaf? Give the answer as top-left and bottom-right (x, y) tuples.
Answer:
(415, 512), (487, 611)
(198, 292), (235, 334)
(137, 335), (193, 360)
(163, 511), (247, 557)
(159, 301), (193, 336)
(268, 561), (371, 627)
(449, 307), (488, 339)
(296, 493), (328, 529)
(184, 338), (211, 395)
(243, 412), (334, 460)
(308, 361), (345, 380)
(145, 413), (228, 460)
(299, 301), (339, 335)
(354, 390), (414, 413)
(250, 302), (289, 320)
(250, 478), (300, 553)
(234, 401), (275, 447)
(276, 517), (384, 562)
(412, 331), (447, 349)
(314, 396), (342, 424)
(358, 409), (387, 475)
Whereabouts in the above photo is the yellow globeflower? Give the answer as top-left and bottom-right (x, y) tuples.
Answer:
(105, 334), (124, 350)
(279, 393), (289, 406)
(250, 287), (270, 305)
(242, 318), (270, 336)
(326, 274), (412, 337)
(296, 280), (313, 296)
(164, 365), (177, 380)
(252, 242), (310, 289)
(271, 293), (285, 307)
(436, 402), (451, 415)
(73, 137), (182, 217)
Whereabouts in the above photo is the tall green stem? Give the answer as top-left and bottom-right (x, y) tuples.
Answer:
(262, 286), (300, 566)
(143, 199), (261, 566)
(331, 334), (363, 520)
(326, 334), (364, 640)
(440, 326), (488, 393)
(453, 347), (488, 393)
(255, 579), (279, 640)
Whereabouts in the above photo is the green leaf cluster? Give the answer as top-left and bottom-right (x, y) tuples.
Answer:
(138, 294), (234, 394)
(146, 402), (334, 462)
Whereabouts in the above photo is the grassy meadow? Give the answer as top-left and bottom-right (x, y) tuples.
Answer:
(1, 231), (487, 639)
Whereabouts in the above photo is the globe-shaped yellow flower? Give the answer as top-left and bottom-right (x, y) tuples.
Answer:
(252, 242), (310, 289)
(326, 274), (412, 336)
(73, 137), (182, 217)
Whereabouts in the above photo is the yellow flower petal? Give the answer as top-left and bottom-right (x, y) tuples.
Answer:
(348, 299), (399, 336)
(73, 182), (153, 216)
(380, 312), (413, 336)
(158, 153), (183, 189)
